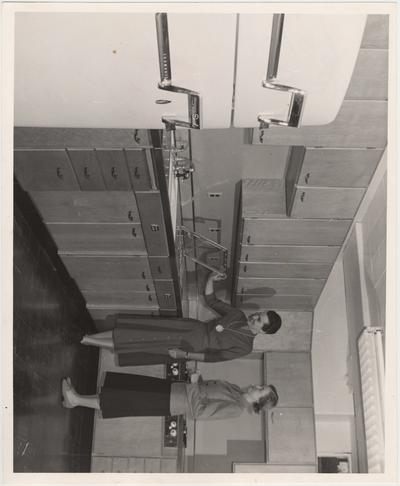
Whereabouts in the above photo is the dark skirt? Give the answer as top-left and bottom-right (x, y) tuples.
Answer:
(108, 314), (206, 366)
(99, 372), (172, 418)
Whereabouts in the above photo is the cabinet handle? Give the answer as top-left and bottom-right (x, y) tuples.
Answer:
(133, 129), (141, 145)
(148, 294), (153, 302)
(146, 284), (150, 291)
(134, 167), (140, 179)
(132, 227), (137, 237)
(56, 167), (64, 179)
(300, 191), (306, 202)
(304, 172), (310, 184)
(246, 235), (251, 244)
(128, 210), (134, 221)
(83, 166), (91, 179)
(243, 265), (247, 273)
(244, 254), (249, 261)
(111, 167), (118, 179)
(158, 266), (162, 274)
(141, 271), (146, 279)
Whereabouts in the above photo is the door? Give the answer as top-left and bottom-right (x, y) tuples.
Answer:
(234, 14), (366, 127)
(267, 408), (316, 464)
(289, 186), (365, 219)
(15, 13), (237, 128)
(242, 218), (352, 246)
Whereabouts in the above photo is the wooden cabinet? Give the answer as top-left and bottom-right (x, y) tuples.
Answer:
(47, 223), (146, 254)
(267, 408), (316, 464)
(125, 149), (154, 191)
(243, 218), (351, 246)
(14, 150), (79, 190)
(30, 191), (140, 223)
(265, 352), (313, 407)
(293, 147), (383, 188)
(289, 186), (365, 219)
(239, 262), (331, 279)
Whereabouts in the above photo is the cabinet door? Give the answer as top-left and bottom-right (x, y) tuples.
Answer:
(125, 149), (154, 191)
(48, 223), (146, 254)
(135, 192), (169, 256)
(67, 149), (105, 190)
(238, 277), (325, 296)
(237, 294), (317, 312)
(265, 352), (313, 407)
(239, 262), (331, 279)
(14, 150), (79, 191)
(149, 257), (173, 279)
(267, 408), (316, 464)
(298, 148), (383, 187)
(30, 191), (140, 223)
(243, 218), (351, 246)
(61, 255), (152, 280)
(83, 290), (157, 308)
(96, 150), (132, 190)
(290, 186), (365, 219)
(240, 245), (340, 264)
(154, 280), (177, 310)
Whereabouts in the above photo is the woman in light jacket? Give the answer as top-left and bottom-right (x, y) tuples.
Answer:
(80, 272), (282, 366)
(61, 372), (279, 420)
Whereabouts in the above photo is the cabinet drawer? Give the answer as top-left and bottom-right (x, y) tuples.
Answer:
(76, 277), (155, 293)
(67, 149), (105, 190)
(135, 192), (169, 256)
(91, 456), (113, 472)
(30, 191), (140, 223)
(61, 255), (151, 280)
(238, 277), (325, 296)
(149, 257), (173, 279)
(154, 280), (177, 309)
(239, 262), (331, 279)
(96, 150), (132, 190)
(289, 186), (365, 219)
(237, 294), (317, 311)
(299, 148), (383, 187)
(267, 408), (316, 464)
(49, 223), (146, 254)
(126, 149), (154, 191)
(83, 290), (157, 308)
(240, 245), (340, 264)
(14, 150), (79, 191)
(265, 352), (313, 407)
(243, 218), (351, 246)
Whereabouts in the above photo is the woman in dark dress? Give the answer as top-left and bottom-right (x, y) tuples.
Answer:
(81, 272), (282, 365)
(61, 372), (279, 421)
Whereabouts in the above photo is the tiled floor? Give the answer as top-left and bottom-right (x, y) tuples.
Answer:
(13, 183), (99, 472)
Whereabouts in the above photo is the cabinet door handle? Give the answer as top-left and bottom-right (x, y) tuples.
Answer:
(133, 129), (141, 145)
(111, 167), (118, 179)
(243, 265), (247, 273)
(128, 210), (134, 221)
(56, 167), (64, 179)
(246, 235), (251, 244)
(158, 266), (162, 274)
(134, 167), (140, 179)
(244, 254), (249, 261)
(141, 271), (146, 279)
(304, 172), (310, 184)
(148, 294), (153, 302)
(132, 228), (137, 237)
(300, 191), (306, 202)
(146, 284), (150, 291)
(83, 166), (91, 179)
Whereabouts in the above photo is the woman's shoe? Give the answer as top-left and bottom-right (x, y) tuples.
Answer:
(61, 377), (76, 408)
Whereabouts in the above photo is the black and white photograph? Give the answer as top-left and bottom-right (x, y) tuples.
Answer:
(1, 1), (397, 483)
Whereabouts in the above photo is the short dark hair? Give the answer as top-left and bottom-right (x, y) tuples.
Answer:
(261, 311), (282, 334)
(252, 385), (279, 413)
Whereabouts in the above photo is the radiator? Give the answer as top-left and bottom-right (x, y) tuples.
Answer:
(357, 327), (385, 473)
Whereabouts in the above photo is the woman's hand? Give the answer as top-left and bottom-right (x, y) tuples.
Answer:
(208, 272), (227, 282)
(168, 348), (187, 359)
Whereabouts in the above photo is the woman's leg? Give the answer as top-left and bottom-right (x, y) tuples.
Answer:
(61, 378), (100, 410)
(81, 330), (113, 350)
